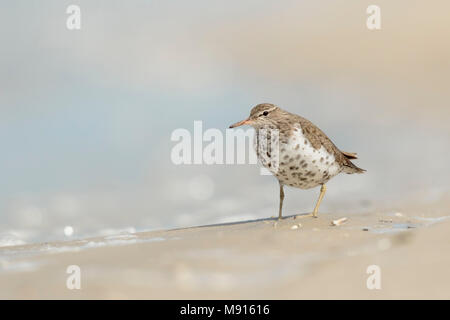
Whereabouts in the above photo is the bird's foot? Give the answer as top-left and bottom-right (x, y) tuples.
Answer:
(295, 213), (318, 219)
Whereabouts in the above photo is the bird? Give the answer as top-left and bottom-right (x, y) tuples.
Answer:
(229, 103), (365, 220)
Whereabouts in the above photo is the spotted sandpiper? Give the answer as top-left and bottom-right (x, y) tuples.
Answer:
(229, 103), (365, 219)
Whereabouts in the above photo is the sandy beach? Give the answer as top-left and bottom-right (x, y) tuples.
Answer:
(1, 194), (449, 300)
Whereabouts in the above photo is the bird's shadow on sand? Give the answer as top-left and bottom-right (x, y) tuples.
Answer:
(169, 213), (316, 232)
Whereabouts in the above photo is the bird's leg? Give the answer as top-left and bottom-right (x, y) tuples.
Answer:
(312, 184), (327, 218)
(278, 183), (285, 220)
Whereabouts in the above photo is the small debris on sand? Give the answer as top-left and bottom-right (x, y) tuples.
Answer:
(331, 217), (348, 226)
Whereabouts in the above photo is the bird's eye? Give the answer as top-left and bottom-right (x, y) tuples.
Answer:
(262, 111), (269, 116)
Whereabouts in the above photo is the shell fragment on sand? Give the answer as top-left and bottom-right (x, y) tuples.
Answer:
(331, 217), (348, 226)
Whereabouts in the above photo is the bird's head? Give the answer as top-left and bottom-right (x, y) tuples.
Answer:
(229, 103), (280, 129)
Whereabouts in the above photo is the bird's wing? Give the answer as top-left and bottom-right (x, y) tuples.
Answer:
(293, 115), (364, 173)
(294, 116), (341, 156)
(297, 116), (359, 169)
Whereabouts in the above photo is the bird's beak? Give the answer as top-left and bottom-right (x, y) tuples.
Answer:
(229, 118), (252, 128)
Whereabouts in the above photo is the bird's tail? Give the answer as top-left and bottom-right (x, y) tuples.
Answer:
(341, 151), (358, 160)
(342, 160), (366, 174)
(340, 151), (365, 174)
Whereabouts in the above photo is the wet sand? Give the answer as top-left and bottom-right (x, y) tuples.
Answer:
(1, 196), (449, 299)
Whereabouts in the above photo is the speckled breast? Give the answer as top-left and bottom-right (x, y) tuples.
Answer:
(255, 124), (342, 189)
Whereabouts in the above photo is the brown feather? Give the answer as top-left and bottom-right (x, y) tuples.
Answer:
(341, 151), (358, 160)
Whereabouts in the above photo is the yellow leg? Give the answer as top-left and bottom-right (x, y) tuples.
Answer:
(312, 184), (327, 218)
(278, 183), (285, 220)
